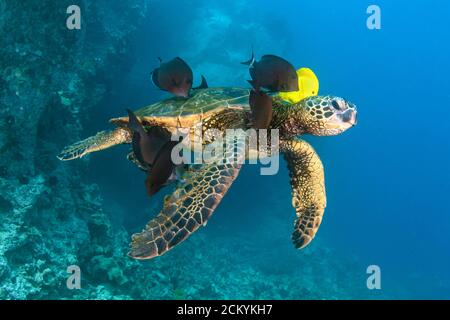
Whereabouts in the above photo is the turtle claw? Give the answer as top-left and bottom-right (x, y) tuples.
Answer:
(57, 145), (89, 161)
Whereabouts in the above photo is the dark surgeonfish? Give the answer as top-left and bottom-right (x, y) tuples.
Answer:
(127, 109), (179, 196)
(127, 109), (170, 168)
(145, 140), (178, 196)
(249, 89), (273, 129)
(151, 57), (193, 98)
(242, 52), (299, 92)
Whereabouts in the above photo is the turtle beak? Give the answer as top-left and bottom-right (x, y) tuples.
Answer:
(352, 112), (358, 126)
(342, 109), (357, 127)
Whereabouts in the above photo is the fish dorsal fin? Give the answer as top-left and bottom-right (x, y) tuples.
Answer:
(126, 109), (146, 136)
(175, 57), (189, 66)
(278, 68), (319, 103)
(260, 54), (277, 60)
(193, 75), (208, 90)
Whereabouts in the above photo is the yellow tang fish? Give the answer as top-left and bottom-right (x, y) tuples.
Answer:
(278, 68), (319, 103)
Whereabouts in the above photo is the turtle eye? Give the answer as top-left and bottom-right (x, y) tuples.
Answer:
(331, 100), (341, 110)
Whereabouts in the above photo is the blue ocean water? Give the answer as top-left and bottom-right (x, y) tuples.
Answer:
(1, 0), (449, 299)
(86, 0), (450, 299)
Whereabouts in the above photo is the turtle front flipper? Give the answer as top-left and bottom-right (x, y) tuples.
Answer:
(57, 128), (131, 161)
(281, 139), (326, 249)
(129, 136), (246, 260)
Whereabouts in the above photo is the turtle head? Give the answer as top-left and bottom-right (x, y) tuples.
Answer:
(294, 96), (357, 136)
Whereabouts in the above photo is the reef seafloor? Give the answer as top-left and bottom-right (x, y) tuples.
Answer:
(0, 0), (433, 300)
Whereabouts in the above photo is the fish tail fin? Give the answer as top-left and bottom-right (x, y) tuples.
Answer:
(127, 109), (145, 135)
(193, 75), (208, 90)
(241, 48), (255, 66)
(151, 68), (160, 87)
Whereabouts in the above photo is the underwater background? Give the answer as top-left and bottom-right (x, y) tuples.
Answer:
(0, 0), (449, 299)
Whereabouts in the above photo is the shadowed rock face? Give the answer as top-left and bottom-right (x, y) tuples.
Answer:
(0, 0), (149, 299)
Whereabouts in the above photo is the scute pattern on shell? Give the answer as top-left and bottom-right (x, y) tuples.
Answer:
(133, 87), (251, 118)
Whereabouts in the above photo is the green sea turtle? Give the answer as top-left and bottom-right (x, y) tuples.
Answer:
(58, 87), (357, 259)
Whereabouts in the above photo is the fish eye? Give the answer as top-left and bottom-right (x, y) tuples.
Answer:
(331, 100), (340, 110)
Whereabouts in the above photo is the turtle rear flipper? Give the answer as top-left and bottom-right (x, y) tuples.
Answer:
(282, 139), (326, 249)
(57, 127), (131, 161)
(129, 137), (245, 260)
(129, 161), (242, 259)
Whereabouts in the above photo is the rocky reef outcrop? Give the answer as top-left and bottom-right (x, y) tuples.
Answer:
(0, 0), (147, 299)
